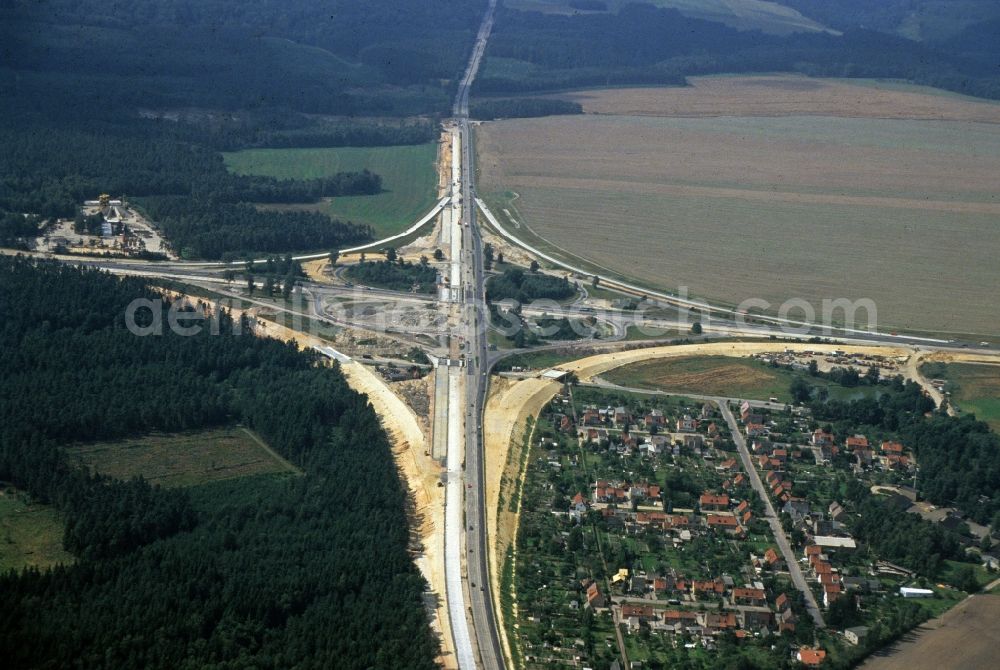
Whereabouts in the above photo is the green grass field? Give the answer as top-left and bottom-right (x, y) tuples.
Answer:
(224, 143), (439, 238)
(70, 427), (300, 488)
(0, 488), (75, 572)
(932, 363), (1000, 432)
(604, 355), (883, 403)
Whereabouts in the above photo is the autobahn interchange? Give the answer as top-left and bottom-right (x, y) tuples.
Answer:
(32, 0), (999, 666)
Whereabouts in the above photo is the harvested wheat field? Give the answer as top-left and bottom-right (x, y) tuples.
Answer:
(555, 75), (1000, 122)
(476, 76), (1000, 336)
(861, 593), (1000, 670)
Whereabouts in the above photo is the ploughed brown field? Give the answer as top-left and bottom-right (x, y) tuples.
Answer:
(475, 75), (1000, 336)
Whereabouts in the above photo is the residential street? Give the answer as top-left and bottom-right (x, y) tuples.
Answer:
(717, 400), (826, 628)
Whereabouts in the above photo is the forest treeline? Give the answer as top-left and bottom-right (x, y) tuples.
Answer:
(479, 4), (1000, 100)
(0, 120), (378, 258)
(0, 123), (380, 217)
(470, 97), (583, 120)
(1, 0), (487, 116)
(1, 0), (475, 259)
(0, 256), (437, 669)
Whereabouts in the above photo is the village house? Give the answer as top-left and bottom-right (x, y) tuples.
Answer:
(614, 406), (630, 426)
(675, 432), (705, 450)
(594, 481), (628, 504)
(699, 492), (730, 512)
(797, 648), (827, 667)
(586, 582), (606, 609)
(699, 611), (738, 635)
(845, 434), (869, 450)
(822, 582), (843, 607)
(706, 514), (740, 533)
(691, 579), (726, 597)
(775, 607), (796, 634)
(629, 575), (647, 595)
(601, 507), (627, 529)
(621, 603), (655, 623)
(676, 414), (699, 433)
(739, 607), (773, 632)
(629, 481), (661, 502)
(812, 429), (835, 447)
(855, 447), (874, 469)
(879, 452), (912, 471)
(644, 409), (665, 427)
(731, 587), (766, 607)
(880, 440), (904, 455)
(717, 458), (738, 473)
(660, 609), (699, 634)
(559, 414), (575, 433)
(828, 501), (847, 522)
(569, 492), (589, 522)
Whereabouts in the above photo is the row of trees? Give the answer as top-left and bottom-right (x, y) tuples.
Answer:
(0, 256), (438, 669)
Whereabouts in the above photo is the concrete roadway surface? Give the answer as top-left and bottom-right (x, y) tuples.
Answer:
(718, 402), (826, 628)
(448, 1), (505, 668)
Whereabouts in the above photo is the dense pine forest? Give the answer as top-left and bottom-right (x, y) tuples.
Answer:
(0, 257), (438, 669)
(0, 0), (488, 259)
(0, 0), (486, 116)
(479, 3), (1000, 99)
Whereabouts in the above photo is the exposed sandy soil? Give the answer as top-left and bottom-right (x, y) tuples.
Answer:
(479, 223), (537, 268)
(437, 128), (453, 198)
(483, 376), (561, 663)
(301, 258), (331, 283)
(860, 594), (1000, 670)
(557, 75), (1000, 123)
(338, 361), (454, 668)
(561, 341), (913, 382)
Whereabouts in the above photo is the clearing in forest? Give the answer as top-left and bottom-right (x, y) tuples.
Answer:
(0, 487), (75, 572)
(71, 427), (300, 488)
